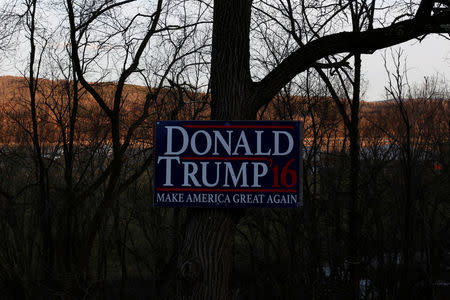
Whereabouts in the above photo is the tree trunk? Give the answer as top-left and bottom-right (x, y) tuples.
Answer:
(176, 1), (253, 299)
(348, 53), (361, 299)
(177, 209), (240, 300)
(210, 0), (256, 121)
(400, 120), (414, 299)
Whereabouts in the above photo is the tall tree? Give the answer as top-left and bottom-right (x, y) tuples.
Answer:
(177, 0), (450, 298)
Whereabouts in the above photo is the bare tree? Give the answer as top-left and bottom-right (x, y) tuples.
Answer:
(177, 0), (450, 298)
(1, 0), (210, 297)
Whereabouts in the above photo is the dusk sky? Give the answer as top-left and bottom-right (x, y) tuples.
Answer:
(1, 28), (448, 102)
(362, 35), (450, 101)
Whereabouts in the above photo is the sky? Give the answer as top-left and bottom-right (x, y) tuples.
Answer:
(0, 1), (448, 103)
(362, 35), (450, 101)
(3, 34), (448, 102)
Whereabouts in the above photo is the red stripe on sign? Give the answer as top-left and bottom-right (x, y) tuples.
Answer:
(182, 156), (269, 161)
(183, 125), (294, 129)
(156, 188), (297, 193)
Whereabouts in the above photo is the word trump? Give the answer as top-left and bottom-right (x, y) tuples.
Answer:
(154, 121), (302, 208)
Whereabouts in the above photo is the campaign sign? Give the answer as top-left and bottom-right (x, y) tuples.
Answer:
(153, 121), (302, 208)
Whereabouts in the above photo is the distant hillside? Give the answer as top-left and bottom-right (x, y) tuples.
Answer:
(0, 76), (448, 149)
(0, 76), (210, 146)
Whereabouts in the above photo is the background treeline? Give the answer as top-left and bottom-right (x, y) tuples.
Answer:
(1, 0), (450, 298)
(0, 72), (448, 299)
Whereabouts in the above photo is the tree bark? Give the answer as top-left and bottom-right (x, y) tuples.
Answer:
(210, 0), (256, 120)
(176, 1), (253, 299)
(177, 209), (240, 300)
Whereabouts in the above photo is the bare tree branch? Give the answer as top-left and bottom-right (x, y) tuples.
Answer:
(256, 12), (450, 108)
